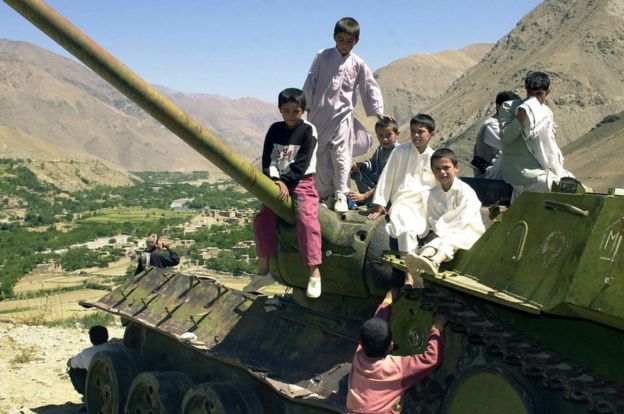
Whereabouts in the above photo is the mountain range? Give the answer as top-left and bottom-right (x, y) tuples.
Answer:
(0, 39), (278, 179)
(1, 0), (624, 191)
(423, 0), (624, 169)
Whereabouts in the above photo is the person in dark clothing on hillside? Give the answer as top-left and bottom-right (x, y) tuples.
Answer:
(135, 233), (180, 275)
(67, 326), (121, 401)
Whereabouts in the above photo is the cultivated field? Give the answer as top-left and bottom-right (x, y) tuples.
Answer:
(0, 289), (109, 325)
(78, 207), (193, 224)
(2, 257), (133, 324)
(3, 256), (285, 324)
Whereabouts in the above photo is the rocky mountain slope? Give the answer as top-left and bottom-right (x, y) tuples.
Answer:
(375, 44), (492, 125)
(0, 125), (136, 190)
(3, 0), (624, 190)
(354, 44), (492, 141)
(0, 40), (278, 174)
(421, 0), (624, 166)
(563, 112), (624, 191)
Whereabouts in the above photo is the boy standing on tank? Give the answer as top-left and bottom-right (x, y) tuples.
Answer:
(349, 118), (400, 207)
(347, 289), (447, 414)
(368, 114), (438, 287)
(406, 148), (485, 275)
(303, 17), (391, 213)
(243, 88), (323, 299)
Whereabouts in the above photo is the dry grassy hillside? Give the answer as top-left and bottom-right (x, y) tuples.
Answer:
(563, 112), (624, 191)
(0, 125), (78, 161)
(421, 0), (624, 165)
(375, 44), (492, 125)
(163, 92), (279, 162)
(0, 126), (137, 190)
(0, 40), (276, 174)
(354, 44), (492, 146)
(25, 159), (137, 191)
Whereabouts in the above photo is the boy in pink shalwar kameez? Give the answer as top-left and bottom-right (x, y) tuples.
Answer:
(346, 292), (446, 414)
(303, 17), (390, 213)
(243, 88), (323, 299)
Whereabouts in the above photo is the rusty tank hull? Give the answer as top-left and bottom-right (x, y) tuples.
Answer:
(85, 269), (356, 413)
(4, 1), (624, 413)
(81, 190), (624, 414)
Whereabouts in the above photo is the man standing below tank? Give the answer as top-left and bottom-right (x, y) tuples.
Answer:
(135, 233), (180, 275)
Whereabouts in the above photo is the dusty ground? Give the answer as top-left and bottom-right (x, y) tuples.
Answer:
(0, 273), (284, 414)
(0, 322), (125, 414)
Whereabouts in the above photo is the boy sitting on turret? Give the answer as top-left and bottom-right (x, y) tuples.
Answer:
(243, 88), (323, 299)
(471, 90), (521, 179)
(406, 148), (485, 275)
(349, 118), (399, 207)
(368, 114), (437, 287)
(499, 71), (574, 201)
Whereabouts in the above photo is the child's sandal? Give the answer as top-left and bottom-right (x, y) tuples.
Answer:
(405, 253), (440, 276)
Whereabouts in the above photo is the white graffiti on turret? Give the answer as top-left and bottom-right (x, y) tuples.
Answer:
(599, 221), (622, 263)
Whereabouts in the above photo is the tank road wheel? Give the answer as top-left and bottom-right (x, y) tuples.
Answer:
(86, 349), (143, 414)
(181, 381), (264, 414)
(124, 371), (193, 414)
(441, 365), (541, 414)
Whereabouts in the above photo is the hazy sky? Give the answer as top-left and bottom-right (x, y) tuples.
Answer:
(0, 0), (542, 103)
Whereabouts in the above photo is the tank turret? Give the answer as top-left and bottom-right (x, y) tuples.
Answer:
(5, 1), (624, 413)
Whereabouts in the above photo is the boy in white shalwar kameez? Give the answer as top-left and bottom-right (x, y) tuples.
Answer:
(369, 114), (437, 286)
(499, 71), (574, 201)
(406, 148), (485, 275)
(303, 17), (392, 213)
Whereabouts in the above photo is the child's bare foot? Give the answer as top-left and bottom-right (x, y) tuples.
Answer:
(404, 271), (416, 287)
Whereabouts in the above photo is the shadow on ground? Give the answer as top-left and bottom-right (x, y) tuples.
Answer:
(32, 402), (84, 414)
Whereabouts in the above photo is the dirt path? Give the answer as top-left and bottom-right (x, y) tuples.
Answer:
(0, 322), (125, 414)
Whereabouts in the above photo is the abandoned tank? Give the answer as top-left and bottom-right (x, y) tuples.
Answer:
(5, 1), (624, 413)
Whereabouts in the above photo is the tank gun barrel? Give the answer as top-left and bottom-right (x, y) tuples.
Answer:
(4, 0), (295, 224)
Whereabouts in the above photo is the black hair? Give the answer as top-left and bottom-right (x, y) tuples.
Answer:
(360, 317), (392, 358)
(410, 113), (436, 132)
(334, 17), (360, 40)
(375, 118), (399, 134)
(525, 71), (550, 92)
(495, 91), (521, 106)
(89, 325), (109, 346)
(278, 88), (306, 110)
(431, 147), (458, 167)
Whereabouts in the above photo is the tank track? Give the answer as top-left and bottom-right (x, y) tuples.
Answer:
(403, 286), (624, 414)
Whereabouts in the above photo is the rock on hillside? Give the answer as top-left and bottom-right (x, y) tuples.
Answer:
(563, 112), (624, 191)
(375, 44), (492, 125)
(424, 0), (624, 165)
(0, 39), (277, 173)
